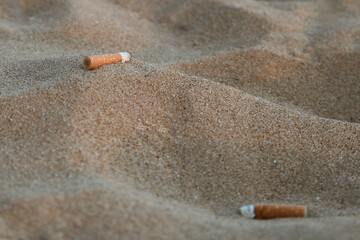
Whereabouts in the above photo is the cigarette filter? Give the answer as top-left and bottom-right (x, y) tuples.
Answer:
(240, 204), (307, 219)
(82, 52), (131, 70)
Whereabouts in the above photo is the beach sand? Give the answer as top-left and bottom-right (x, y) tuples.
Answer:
(0, 0), (359, 239)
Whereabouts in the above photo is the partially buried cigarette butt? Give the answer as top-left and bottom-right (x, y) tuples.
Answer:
(240, 204), (307, 219)
(82, 52), (131, 70)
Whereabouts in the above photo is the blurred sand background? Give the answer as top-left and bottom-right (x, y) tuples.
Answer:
(0, 0), (359, 239)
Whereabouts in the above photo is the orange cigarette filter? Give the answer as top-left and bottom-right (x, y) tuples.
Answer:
(240, 204), (307, 219)
(82, 52), (131, 70)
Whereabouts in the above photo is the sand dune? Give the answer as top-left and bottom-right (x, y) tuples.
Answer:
(1, 0), (359, 239)
(170, 50), (360, 122)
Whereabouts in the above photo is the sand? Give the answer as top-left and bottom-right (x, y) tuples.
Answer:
(0, 0), (359, 239)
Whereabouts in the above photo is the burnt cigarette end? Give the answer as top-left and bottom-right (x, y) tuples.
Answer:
(82, 52), (131, 70)
(82, 56), (92, 70)
(239, 204), (308, 220)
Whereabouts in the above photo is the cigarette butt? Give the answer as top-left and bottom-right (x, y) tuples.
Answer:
(82, 52), (131, 70)
(240, 204), (307, 219)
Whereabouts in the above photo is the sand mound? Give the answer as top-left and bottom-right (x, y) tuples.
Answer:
(170, 50), (360, 123)
(1, 0), (71, 25)
(111, 0), (269, 48)
(1, 0), (359, 239)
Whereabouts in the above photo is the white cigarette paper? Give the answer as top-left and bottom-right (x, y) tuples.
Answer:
(240, 205), (256, 219)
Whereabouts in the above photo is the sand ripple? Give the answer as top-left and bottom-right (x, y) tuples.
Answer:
(1, 0), (359, 239)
